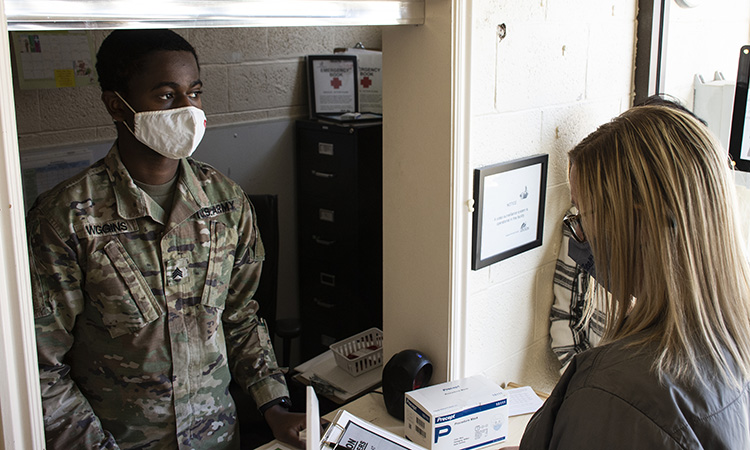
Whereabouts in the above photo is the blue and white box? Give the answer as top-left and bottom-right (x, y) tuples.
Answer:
(404, 375), (508, 450)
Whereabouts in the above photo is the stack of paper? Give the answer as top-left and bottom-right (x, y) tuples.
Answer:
(295, 351), (382, 403)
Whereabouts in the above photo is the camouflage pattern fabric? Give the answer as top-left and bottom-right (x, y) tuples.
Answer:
(27, 145), (289, 449)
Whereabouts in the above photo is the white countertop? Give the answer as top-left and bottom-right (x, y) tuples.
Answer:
(256, 386), (543, 450)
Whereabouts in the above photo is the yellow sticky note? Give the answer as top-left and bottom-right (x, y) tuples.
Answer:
(54, 69), (75, 88)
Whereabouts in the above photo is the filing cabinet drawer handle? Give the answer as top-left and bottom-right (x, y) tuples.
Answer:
(311, 170), (335, 179)
(318, 142), (334, 156)
(320, 272), (336, 287)
(313, 297), (335, 309)
(312, 235), (335, 246)
(318, 209), (335, 222)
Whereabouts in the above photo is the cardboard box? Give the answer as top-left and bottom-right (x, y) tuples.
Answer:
(404, 375), (508, 450)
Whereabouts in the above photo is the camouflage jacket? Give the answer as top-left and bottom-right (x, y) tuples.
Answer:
(27, 145), (289, 450)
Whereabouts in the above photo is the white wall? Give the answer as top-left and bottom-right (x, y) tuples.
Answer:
(383, 0), (636, 392)
(465, 0), (637, 391)
(381, 0), (750, 393)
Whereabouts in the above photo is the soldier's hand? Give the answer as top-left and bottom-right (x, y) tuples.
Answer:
(264, 405), (307, 449)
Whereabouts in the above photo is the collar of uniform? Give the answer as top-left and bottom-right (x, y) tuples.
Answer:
(176, 157), (211, 208)
(104, 143), (151, 220)
(104, 144), (211, 222)
(165, 158), (213, 228)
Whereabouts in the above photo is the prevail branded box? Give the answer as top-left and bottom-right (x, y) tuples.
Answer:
(404, 375), (508, 450)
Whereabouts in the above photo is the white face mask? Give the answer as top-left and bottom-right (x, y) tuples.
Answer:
(116, 92), (206, 159)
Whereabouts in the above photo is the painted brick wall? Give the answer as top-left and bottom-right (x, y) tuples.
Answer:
(464, 0), (750, 392)
(11, 26), (382, 150)
(467, 0), (637, 391)
(380, 0), (636, 388)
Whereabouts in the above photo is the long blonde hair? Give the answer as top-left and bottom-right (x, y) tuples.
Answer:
(569, 105), (750, 387)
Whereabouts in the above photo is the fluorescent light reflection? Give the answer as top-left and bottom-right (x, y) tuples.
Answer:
(4, 0), (424, 30)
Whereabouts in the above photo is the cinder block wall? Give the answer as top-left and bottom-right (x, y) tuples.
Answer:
(464, 0), (750, 392)
(12, 26), (383, 150)
(466, 0), (638, 391)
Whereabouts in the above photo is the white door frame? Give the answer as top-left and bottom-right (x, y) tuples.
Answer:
(448, 0), (471, 380)
(0, 1), (45, 448)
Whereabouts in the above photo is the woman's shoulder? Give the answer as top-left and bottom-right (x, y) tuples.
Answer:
(521, 340), (684, 449)
(564, 340), (664, 407)
(568, 338), (655, 388)
(558, 338), (750, 448)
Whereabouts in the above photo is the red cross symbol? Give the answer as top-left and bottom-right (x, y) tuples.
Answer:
(331, 77), (342, 89)
(360, 77), (372, 89)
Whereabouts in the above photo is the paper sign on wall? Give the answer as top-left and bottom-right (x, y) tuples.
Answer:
(11, 31), (97, 90)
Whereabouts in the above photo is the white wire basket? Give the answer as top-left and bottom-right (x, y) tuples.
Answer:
(330, 327), (384, 377)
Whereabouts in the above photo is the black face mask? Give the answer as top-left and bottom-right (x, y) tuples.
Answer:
(568, 238), (597, 279)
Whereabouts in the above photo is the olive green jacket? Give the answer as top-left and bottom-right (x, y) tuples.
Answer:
(521, 337), (750, 449)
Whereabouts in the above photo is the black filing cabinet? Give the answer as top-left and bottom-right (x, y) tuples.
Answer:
(295, 119), (383, 360)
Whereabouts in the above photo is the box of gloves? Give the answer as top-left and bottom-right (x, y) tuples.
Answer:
(404, 374), (508, 450)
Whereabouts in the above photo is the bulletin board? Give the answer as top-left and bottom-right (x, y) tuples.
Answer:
(11, 30), (97, 90)
(21, 147), (92, 212)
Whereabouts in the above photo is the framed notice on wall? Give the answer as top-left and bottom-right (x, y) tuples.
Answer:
(471, 154), (549, 270)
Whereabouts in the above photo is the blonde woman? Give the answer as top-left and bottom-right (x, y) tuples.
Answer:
(520, 106), (750, 448)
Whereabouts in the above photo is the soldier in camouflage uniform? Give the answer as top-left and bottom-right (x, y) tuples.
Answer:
(27, 29), (306, 449)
